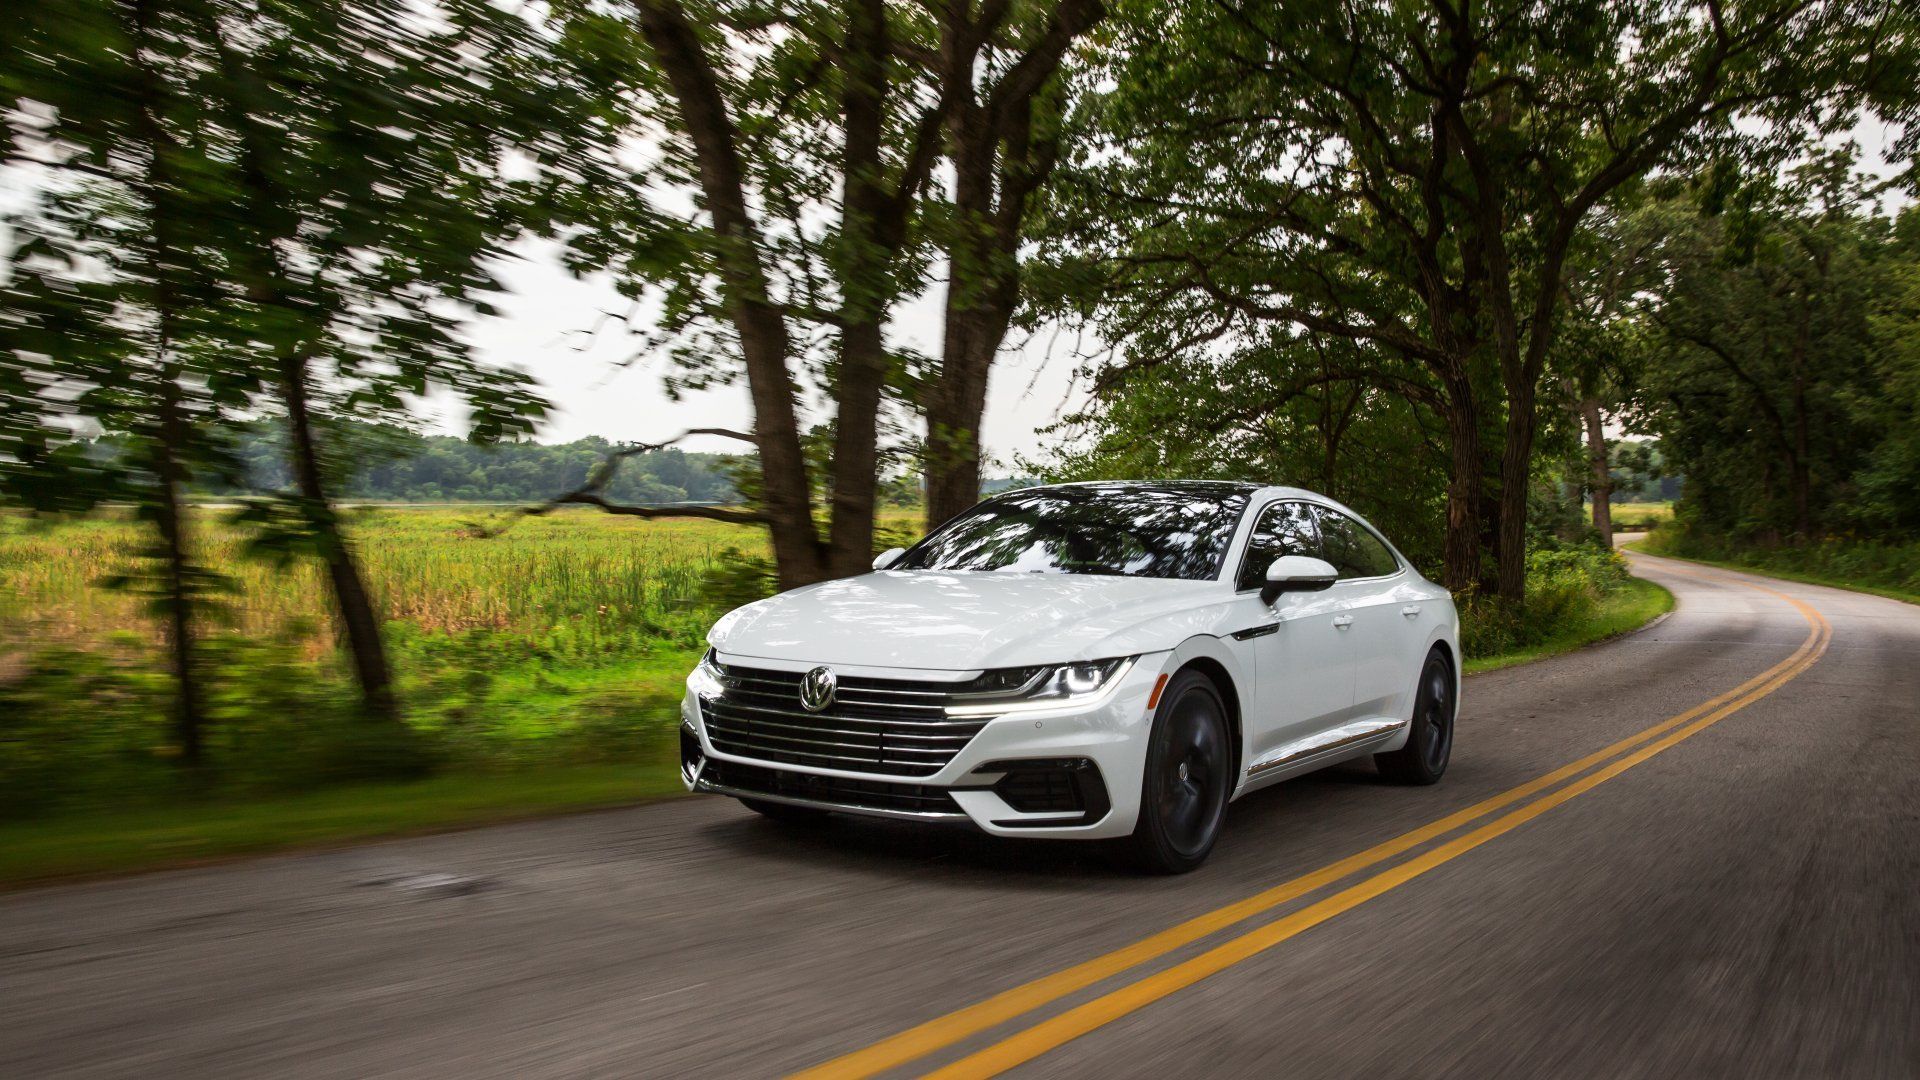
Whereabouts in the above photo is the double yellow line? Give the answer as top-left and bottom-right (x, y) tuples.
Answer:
(794, 568), (1831, 1080)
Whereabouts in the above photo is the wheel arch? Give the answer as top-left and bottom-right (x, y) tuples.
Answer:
(1423, 631), (1461, 719)
(1160, 637), (1249, 785)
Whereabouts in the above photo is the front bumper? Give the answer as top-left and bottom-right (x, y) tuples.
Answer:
(679, 652), (1168, 839)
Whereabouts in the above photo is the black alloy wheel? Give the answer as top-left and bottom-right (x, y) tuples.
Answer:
(1375, 648), (1454, 784)
(1120, 670), (1232, 874)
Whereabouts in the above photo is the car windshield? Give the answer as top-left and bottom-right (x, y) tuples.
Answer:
(895, 484), (1251, 580)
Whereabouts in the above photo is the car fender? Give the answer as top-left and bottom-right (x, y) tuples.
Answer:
(1153, 632), (1256, 765)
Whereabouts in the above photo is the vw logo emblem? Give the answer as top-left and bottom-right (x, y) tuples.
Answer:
(799, 665), (837, 712)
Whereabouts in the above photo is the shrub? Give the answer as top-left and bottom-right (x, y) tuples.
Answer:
(1459, 543), (1631, 658)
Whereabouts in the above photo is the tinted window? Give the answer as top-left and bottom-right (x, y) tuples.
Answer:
(1314, 507), (1399, 579)
(1235, 501), (1320, 590)
(897, 485), (1250, 581)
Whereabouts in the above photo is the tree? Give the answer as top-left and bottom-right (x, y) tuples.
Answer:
(1045, 0), (1897, 602)
(3, 0), (257, 762)
(4, 0), (589, 726)
(546, 0), (1102, 586)
(922, 0), (1104, 527)
(1639, 155), (1890, 540)
(1553, 197), (1691, 544)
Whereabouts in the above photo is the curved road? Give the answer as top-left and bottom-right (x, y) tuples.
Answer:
(3, 551), (1916, 1078)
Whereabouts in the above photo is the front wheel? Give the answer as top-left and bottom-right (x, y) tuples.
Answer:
(1374, 648), (1455, 784)
(1118, 670), (1232, 874)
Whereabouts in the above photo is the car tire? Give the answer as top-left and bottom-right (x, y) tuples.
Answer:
(1375, 648), (1454, 785)
(738, 797), (831, 823)
(1118, 670), (1232, 874)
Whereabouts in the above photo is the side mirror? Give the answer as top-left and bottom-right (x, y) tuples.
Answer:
(872, 547), (906, 571)
(1261, 555), (1338, 604)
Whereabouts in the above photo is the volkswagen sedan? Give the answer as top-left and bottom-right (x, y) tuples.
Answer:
(679, 481), (1458, 872)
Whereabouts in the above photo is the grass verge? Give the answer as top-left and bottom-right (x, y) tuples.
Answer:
(1623, 540), (1920, 607)
(0, 764), (685, 889)
(1464, 577), (1674, 676)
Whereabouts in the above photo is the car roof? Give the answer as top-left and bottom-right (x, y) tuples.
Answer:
(1000, 479), (1318, 501)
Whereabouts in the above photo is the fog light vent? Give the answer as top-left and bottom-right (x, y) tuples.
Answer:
(973, 758), (1110, 826)
(679, 723), (705, 784)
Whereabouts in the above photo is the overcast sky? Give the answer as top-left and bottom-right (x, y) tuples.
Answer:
(465, 252), (1092, 472)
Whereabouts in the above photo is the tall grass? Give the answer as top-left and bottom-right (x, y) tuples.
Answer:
(0, 507), (780, 818)
(0, 507), (760, 650)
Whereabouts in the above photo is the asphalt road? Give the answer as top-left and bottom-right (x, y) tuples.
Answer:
(4, 549), (1916, 1079)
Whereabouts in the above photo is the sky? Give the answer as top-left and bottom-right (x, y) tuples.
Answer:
(468, 247), (1092, 472)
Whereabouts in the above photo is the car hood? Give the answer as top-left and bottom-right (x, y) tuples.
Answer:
(708, 569), (1221, 671)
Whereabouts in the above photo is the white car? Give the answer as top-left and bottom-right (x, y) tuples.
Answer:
(680, 481), (1458, 872)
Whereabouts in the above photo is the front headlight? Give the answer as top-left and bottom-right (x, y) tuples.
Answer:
(945, 657), (1136, 717)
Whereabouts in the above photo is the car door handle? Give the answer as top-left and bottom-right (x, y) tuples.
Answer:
(1332, 615), (1354, 628)
(1401, 605), (1422, 618)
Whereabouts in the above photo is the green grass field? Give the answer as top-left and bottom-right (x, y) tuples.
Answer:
(0, 507), (790, 822)
(1599, 501), (1674, 530)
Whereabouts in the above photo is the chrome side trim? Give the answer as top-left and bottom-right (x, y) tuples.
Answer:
(695, 777), (972, 823)
(1247, 719), (1409, 777)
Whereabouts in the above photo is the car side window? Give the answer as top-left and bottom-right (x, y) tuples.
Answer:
(1313, 507), (1399, 579)
(1235, 501), (1320, 590)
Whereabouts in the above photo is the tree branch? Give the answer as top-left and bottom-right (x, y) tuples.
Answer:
(476, 428), (765, 536)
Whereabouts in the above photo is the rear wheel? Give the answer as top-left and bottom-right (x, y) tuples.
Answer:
(1375, 648), (1454, 784)
(738, 797), (831, 823)
(1119, 670), (1232, 874)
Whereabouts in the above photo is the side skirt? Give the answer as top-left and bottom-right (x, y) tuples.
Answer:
(1233, 718), (1409, 798)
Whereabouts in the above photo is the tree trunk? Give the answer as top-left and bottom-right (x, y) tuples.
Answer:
(1581, 397), (1613, 545)
(129, 0), (203, 766)
(1439, 378), (1483, 595)
(925, 326), (1003, 529)
(278, 356), (399, 723)
(1790, 374), (1812, 538)
(827, 321), (887, 577)
(1494, 379), (1536, 606)
(199, 20), (401, 723)
(636, 0), (828, 590)
(150, 390), (203, 766)
(819, 0), (892, 578)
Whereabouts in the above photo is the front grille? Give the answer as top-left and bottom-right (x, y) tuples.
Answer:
(703, 663), (986, 777)
(702, 759), (962, 816)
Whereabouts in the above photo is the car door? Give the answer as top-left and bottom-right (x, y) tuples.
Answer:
(1312, 505), (1413, 722)
(1228, 500), (1356, 766)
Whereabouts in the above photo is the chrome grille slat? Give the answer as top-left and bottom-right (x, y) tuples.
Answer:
(708, 662), (991, 777)
(708, 699), (979, 729)
(704, 722), (961, 759)
(721, 687), (946, 717)
(708, 733), (947, 770)
(703, 711), (975, 743)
